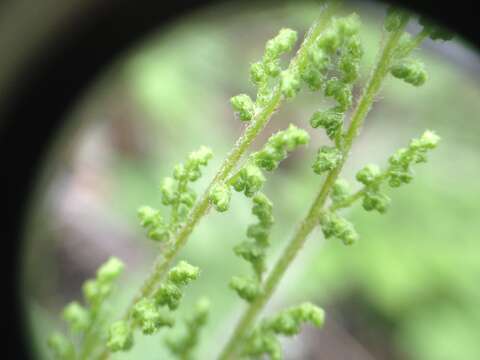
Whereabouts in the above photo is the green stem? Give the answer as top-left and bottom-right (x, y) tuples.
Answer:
(403, 28), (430, 55)
(217, 16), (410, 360)
(330, 187), (365, 211)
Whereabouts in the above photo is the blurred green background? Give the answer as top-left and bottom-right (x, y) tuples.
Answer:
(22, 1), (480, 359)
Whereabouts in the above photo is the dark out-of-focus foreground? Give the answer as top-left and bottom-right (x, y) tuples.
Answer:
(21, 1), (480, 359)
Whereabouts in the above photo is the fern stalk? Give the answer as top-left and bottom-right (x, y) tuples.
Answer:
(96, 5), (336, 359)
(218, 15), (410, 360)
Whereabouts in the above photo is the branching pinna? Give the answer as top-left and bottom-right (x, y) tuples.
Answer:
(48, 4), (452, 360)
(218, 8), (451, 360)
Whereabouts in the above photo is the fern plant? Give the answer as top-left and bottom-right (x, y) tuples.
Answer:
(47, 3), (452, 359)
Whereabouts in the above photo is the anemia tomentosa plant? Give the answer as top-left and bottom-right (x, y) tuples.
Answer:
(47, 3), (453, 360)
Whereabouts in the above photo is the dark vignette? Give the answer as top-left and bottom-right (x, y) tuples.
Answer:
(0, 0), (475, 358)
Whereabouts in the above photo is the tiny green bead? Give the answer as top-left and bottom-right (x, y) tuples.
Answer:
(62, 301), (90, 333)
(97, 257), (124, 283)
(265, 28), (298, 58)
(356, 164), (381, 185)
(189, 145), (213, 166)
(155, 283), (183, 310)
(229, 276), (261, 302)
(316, 29), (340, 54)
(47, 332), (75, 359)
(107, 321), (134, 352)
(133, 298), (174, 335)
(250, 61), (266, 85)
(309, 108), (343, 139)
(137, 206), (161, 228)
(312, 146), (342, 175)
(147, 225), (170, 242)
(331, 178), (351, 203)
(362, 191), (390, 213)
(160, 177), (176, 205)
(391, 60), (428, 86)
(320, 211), (359, 246)
(280, 70), (301, 99)
(384, 7), (408, 32)
(335, 13), (361, 37)
(168, 260), (200, 286)
(234, 241), (266, 263)
(209, 182), (232, 212)
(230, 94), (255, 121)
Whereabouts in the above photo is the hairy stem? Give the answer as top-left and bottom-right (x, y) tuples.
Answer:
(218, 16), (410, 360)
(330, 187), (366, 211)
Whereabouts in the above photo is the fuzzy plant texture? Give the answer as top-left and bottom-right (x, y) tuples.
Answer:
(48, 3), (452, 360)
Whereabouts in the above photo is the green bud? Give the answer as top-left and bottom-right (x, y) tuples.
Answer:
(265, 28), (298, 58)
(317, 30), (340, 54)
(356, 164), (381, 185)
(312, 146), (342, 175)
(391, 60), (428, 86)
(320, 211), (359, 245)
(168, 261), (200, 286)
(301, 66), (324, 91)
(254, 124), (309, 171)
(243, 332), (281, 360)
(232, 164), (266, 197)
(252, 192), (274, 226)
(309, 108), (343, 140)
(308, 47), (330, 70)
(386, 130), (440, 188)
(234, 241), (265, 264)
(209, 182), (231, 212)
(231, 94), (255, 121)
(247, 223), (270, 244)
(268, 302), (325, 336)
(137, 206), (161, 228)
(263, 58), (281, 77)
(346, 36), (363, 59)
(412, 130), (440, 150)
(250, 61), (266, 85)
(147, 225), (170, 242)
(229, 276), (261, 302)
(388, 169), (413, 187)
(339, 56), (360, 84)
(160, 177), (176, 205)
(97, 257), (124, 284)
(384, 7), (409, 32)
(62, 302), (90, 333)
(173, 164), (187, 181)
(82, 279), (110, 305)
(133, 298), (174, 335)
(362, 191), (390, 213)
(155, 283), (183, 310)
(335, 13), (361, 37)
(194, 297), (210, 322)
(179, 190), (196, 207)
(330, 178), (351, 204)
(107, 321), (134, 352)
(280, 69), (301, 99)
(324, 78), (352, 110)
(47, 332), (75, 360)
(234, 193), (274, 280)
(188, 146), (213, 166)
